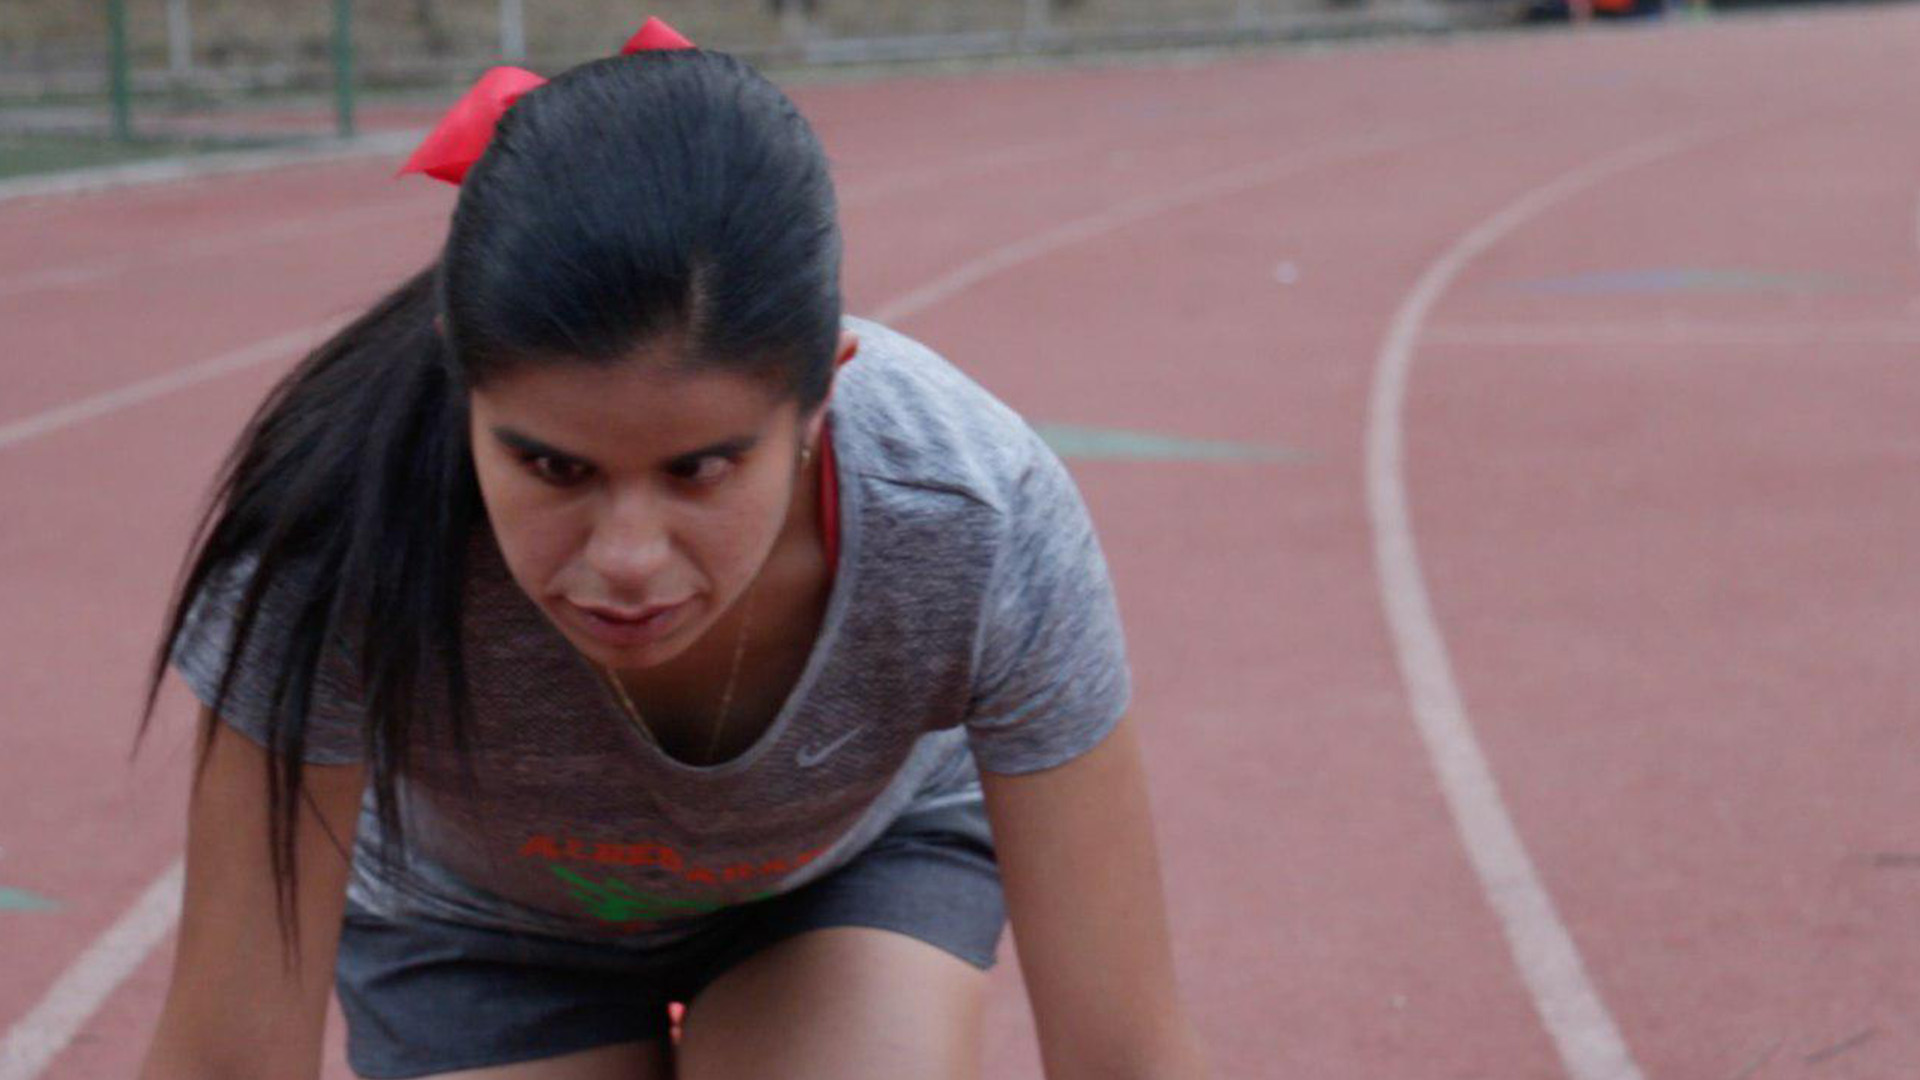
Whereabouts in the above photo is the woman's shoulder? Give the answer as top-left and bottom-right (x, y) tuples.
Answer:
(835, 315), (1051, 517)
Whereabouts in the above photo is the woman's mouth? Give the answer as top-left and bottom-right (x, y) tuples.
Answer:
(566, 598), (691, 646)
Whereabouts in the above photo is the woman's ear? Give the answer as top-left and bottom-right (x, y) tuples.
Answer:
(798, 332), (859, 448)
(813, 331), (858, 418)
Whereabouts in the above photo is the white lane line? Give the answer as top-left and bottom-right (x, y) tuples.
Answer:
(2, 135), (1084, 302)
(0, 124), (1451, 1078)
(873, 126), (1438, 323)
(838, 139), (1097, 205)
(0, 145), (1042, 302)
(1366, 128), (1716, 1080)
(0, 861), (183, 1080)
(0, 200), (434, 300)
(0, 130), (424, 207)
(0, 318), (351, 451)
(1424, 320), (1920, 347)
(0, 128), (1441, 453)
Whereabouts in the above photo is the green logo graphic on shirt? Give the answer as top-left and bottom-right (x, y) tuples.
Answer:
(518, 832), (825, 924)
(549, 866), (773, 924)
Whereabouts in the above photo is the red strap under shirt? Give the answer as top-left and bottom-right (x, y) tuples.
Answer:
(817, 414), (839, 583)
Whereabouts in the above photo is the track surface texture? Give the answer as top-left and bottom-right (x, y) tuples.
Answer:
(3, 9), (1916, 1078)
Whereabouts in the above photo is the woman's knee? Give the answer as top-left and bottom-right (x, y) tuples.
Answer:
(677, 925), (987, 1080)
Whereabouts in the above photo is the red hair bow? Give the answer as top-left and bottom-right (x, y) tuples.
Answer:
(619, 16), (695, 54)
(397, 16), (696, 185)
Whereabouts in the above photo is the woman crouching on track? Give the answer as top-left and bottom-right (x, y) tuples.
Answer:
(135, 19), (1210, 1080)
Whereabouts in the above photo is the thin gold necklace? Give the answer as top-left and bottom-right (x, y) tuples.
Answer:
(602, 572), (757, 765)
(599, 441), (809, 765)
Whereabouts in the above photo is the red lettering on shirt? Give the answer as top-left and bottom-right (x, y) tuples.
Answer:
(632, 843), (682, 871)
(516, 834), (822, 888)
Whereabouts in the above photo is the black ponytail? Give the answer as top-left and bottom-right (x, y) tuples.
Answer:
(135, 265), (482, 964)
(135, 46), (843, 963)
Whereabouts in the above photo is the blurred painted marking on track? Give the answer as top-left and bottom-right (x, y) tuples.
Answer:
(0, 889), (60, 913)
(1031, 422), (1305, 463)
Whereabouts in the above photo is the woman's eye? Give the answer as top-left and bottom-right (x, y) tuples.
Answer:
(523, 455), (589, 487)
(671, 455), (735, 486)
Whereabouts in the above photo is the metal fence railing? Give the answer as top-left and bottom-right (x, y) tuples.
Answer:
(0, 0), (1524, 142)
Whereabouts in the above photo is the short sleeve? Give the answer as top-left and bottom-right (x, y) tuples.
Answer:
(168, 549), (368, 764)
(965, 434), (1133, 776)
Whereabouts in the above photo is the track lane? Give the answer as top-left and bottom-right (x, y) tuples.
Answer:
(4, 9), (1919, 1077)
(1404, 100), (1920, 1077)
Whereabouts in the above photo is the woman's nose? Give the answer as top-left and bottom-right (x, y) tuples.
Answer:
(583, 488), (673, 585)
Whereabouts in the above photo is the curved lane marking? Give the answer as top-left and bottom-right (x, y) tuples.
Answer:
(0, 863), (183, 1080)
(1366, 127), (1717, 1080)
(874, 127), (1434, 323)
(0, 125), (1451, 1077)
(1425, 320), (1920, 347)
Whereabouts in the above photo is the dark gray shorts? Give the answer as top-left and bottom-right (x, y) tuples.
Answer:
(334, 799), (1005, 1079)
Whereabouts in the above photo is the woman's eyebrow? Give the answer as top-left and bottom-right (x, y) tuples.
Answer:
(489, 425), (761, 468)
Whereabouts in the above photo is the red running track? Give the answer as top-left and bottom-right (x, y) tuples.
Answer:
(2, 9), (1917, 1078)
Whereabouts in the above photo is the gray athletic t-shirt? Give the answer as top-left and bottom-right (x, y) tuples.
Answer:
(169, 314), (1132, 943)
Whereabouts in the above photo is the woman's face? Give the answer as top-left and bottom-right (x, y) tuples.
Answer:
(468, 336), (848, 672)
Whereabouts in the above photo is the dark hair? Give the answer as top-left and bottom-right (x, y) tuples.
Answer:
(134, 48), (842, 964)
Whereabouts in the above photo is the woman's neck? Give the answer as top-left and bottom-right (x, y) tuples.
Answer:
(611, 439), (828, 697)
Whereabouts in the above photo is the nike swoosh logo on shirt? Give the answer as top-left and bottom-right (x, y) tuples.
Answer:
(797, 727), (864, 768)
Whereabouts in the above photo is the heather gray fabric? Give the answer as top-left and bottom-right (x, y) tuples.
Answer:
(334, 798), (1005, 1078)
(168, 314), (1132, 944)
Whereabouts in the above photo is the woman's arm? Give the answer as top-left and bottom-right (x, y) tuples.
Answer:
(979, 713), (1213, 1080)
(139, 708), (366, 1080)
